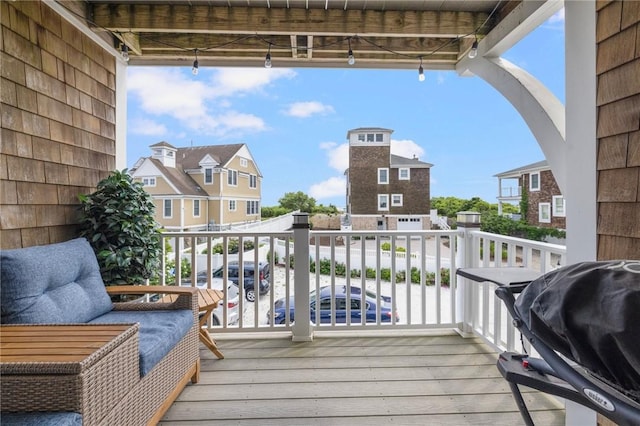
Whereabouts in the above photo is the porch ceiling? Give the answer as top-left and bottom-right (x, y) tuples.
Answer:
(71, 0), (517, 69)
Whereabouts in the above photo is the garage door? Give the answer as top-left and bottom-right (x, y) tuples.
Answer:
(397, 217), (422, 230)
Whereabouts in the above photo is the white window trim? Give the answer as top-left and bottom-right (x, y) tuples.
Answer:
(246, 200), (259, 215)
(227, 169), (238, 186)
(378, 168), (389, 184)
(539, 202), (551, 223)
(391, 194), (403, 206)
(163, 199), (172, 219)
(378, 194), (389, 211)
(229, 200), (236, 211)
(398, 168), (410, 180)
(193, 199), (200, 217)
(249, 174), (257, 189)
(142, 177), (156, 187)
(552, 196), (566, 217)
(240, 158), (248, 167)
(530, 171), (540, 191)
(204, 167), (213, 184)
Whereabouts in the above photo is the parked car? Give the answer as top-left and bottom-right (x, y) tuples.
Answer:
(212, 261), (270, 302)
(181, 272), (240, 326)
(267, 285), (399, 325)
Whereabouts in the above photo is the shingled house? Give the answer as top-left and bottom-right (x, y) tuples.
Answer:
(345, 127), (433, 231)
(130, 142), (262, 231)
(495, 160), (566, 229)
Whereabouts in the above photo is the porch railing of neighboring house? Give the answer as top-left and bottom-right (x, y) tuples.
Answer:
(159, 213), (567, 353)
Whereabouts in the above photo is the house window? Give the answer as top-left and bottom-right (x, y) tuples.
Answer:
(553, 196), (566, 217)
(249, 174), (257, 188)
(142, 177), (156, 187)
(240, 158), (248, 167)
(378, 194), (389, 211)
(193, 200), (200, 217)
(246, 200), (260, 215)
(163, 199), (172, 218)
(391, 194), (403, 206)
(539, 203), (551, 223)
(229, 200), (236, 211)
(204, 168), (213, 184)
(398, 168), (410, 180)
(227, 169), (238, 186)
(530, 172), (540, 191)
(367, 133), (374, 142)
(357, 134), (365, 142)
(376, 133), (383, 142)
(378, 168), (389, 184)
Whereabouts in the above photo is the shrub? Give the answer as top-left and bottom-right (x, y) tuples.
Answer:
(78, 170), (160, 285)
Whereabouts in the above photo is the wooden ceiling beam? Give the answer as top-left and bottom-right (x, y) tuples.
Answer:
(134, 33), (460, 54)
(91, 4), (489, 38)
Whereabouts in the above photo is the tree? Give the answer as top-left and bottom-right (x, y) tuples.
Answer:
(278, 191), (317, 212)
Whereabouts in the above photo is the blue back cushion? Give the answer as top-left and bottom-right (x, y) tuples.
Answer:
(1, 238), (113, 324)
(89, 309), (193, 376)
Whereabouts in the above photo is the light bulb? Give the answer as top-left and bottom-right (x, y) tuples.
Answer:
(264, 53), (272, 68)
(192, 60), (199, 75)
(347, 49), (355, 65)
(418, 66), (425, 82)
(468, 40), (478, 59)
(121, 44), (130, 62)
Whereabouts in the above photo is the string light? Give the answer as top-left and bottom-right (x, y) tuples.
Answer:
(418, 57), (425, 82)
(264, 44), (272, 68)
(120, 43), (130, 62)
(192, 49), (199, 75)
(468, 38), (478, 59)
(347, 37), (355, 65)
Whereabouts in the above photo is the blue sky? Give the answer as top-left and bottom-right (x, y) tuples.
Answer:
(126, 10), (565, 209)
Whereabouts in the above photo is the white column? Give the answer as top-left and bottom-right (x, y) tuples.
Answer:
(565, 0), (597, 264)
(455, 211), (481, 336)
(292, 213), (313, 342)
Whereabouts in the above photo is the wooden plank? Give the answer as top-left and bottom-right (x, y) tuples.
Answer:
(159, 410), (565, 425)
(91, 5), (488, 38)
(197, 364), (502, 385)
(162, 393), (562, 420)
(178, 378), (523, 401)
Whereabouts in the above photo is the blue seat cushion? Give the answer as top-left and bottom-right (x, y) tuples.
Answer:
(0, 412), (82, 426)
(1, 238), (113, 324)
(89, 309), (193, 376)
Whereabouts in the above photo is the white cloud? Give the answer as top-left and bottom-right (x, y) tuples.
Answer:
(309, 176), (346, 200)
(320, 142), (349, 173)
(391, 139), (426, 160)
(284, 101), (335, 118)
(129, 118), (167, 136)
(127, 67), (294, 137)
(211, 68), (296, 97)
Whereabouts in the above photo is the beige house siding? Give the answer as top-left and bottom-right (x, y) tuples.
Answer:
(143, 177), (177, 195)
(0, 1), (116, 249)
(596, 1), (640, 259)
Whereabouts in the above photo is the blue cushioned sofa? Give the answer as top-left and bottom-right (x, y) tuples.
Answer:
(0, 238), (200, 425)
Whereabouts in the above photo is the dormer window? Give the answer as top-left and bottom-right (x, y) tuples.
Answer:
(204, 168), (213, 184)
(240, 158), (248, 167)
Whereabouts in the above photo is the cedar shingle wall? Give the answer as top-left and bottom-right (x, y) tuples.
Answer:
(1, 1), (115, 249)
(596, 1), (640, 259)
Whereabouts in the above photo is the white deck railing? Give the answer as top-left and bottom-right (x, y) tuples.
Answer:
(159, 217), (567, 349)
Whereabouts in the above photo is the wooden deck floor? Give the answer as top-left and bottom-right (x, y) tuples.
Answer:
(160, 332), (565, 425)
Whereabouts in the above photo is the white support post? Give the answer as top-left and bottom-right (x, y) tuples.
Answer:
(455, 211), (482, 336)
(292, 213), (313, 342)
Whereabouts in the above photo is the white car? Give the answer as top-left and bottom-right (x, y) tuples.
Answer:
(181, 272), (239, 326)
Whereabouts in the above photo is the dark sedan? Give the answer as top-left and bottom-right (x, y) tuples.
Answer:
(268, 285), (398, 325)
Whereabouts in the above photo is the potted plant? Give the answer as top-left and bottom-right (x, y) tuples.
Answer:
(78, 169), (161, 286)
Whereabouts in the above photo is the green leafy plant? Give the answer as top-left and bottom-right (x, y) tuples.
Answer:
(78, 169), (161, 285)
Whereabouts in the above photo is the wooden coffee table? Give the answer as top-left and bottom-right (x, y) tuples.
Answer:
(161, 288), (224, 359)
